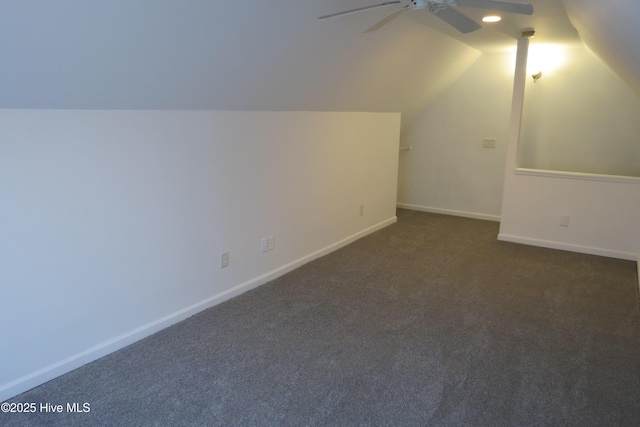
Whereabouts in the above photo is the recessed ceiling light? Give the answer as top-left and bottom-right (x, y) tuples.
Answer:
(482, 15), (501, 23)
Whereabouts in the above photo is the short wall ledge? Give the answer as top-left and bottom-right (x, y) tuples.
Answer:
(514, 168), (640, 184)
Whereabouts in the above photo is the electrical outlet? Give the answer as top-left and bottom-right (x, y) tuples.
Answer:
(261, 237), (269, 253)
(359, 205), (364, 216)
(560, 214), (570, 227)
(220, 251), (229, 268)
(267, 235), (274, 251)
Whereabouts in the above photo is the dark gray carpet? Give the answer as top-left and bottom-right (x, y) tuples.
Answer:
(3, 209), (639, 426)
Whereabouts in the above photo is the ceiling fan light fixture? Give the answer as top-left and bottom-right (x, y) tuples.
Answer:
(482, 15), (501, 23)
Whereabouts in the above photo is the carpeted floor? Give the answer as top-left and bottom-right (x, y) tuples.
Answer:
(2, 209), (639, 426)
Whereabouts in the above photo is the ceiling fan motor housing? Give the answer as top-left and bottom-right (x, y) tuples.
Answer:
(414, 0), (458, 12)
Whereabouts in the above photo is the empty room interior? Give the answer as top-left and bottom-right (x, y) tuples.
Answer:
(1, 0), (639, 425)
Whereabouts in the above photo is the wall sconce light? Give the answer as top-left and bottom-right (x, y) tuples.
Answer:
(532, 71), (542, 83)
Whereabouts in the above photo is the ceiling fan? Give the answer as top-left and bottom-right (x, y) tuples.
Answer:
(318, 0), (534, 34)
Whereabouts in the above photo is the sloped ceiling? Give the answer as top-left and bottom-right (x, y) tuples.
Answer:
(562, 0), (640, 97)
(0, 0), (479, 128)
(1, 1), (639, 125)
(406, 0), (579, 51)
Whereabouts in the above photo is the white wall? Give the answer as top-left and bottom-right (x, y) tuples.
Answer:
(397, 52), (513, 220)
(519, 43), (640, 176)
(500, 171), (640, 260)
(0, 109), (400, 401)
(499, 38), (640, 261)
(398, 43), (640, 259)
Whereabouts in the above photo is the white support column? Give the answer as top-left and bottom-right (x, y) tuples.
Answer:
(499, 34), (530, 225)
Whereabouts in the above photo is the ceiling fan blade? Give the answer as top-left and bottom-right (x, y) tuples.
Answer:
(456, 0), (533, 15)
(429, 3), (481, 33)
(364, 7), (409, 33)
(318, 1), (402, 20)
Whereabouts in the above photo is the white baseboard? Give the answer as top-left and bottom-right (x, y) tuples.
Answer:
(396, 203), (500, 222)
(499, 234), (640, 292)
(0, 217), (396, 402)
(497, 233), (639, 261)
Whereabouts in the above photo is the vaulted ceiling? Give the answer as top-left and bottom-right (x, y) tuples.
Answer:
(562, 0), (640, 97)
(1, 1), (639, 126)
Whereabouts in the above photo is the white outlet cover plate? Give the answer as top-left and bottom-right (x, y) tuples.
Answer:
(220, 252), (229, 268)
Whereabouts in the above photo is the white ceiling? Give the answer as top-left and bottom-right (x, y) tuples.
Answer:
(1, 0), (638, 123)
(562, 0), (640, 96)
(0, 0), (480, 128)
